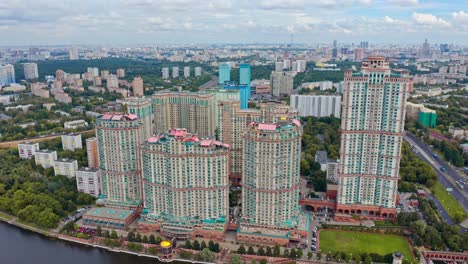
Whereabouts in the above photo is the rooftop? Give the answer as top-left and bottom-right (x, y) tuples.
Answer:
(316, 151), (328, 164)
(99, 112), (138, 121)
(55, 158), (77, 163)
(145, 128), (230, 149)
(85, 207), (134, 220)
(36, 149), (56, 153)
(77, 167), (99, 172)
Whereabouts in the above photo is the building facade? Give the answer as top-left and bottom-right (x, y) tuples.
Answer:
(139, 129), (230, 240)
(76, 167), (101, 197)
(290, 95), (342, 118)
(125, 97), (153, 141)
(172, 67), (179, 78)
(18, 142), (39, 159)
(61, 133), (82, 151)
(86, 137), (99, 168)
(195, 67), (202, 77)
(337, 57), (412, 219)
(96, 113), (144, 206)
(34, 149), (57, 169)
(183, 66), (190, 78)
(218, 63), (231, 84)
(152, 91), (216, 137)
(162, 67), (169, 79)
(132, 76), (144, 97)
(0, 64), (15, 85)
(270, 71), (294, 96)
(238, 120), (306, 245)
(23, 63), (38, 80)
(54, 158), (78, 178)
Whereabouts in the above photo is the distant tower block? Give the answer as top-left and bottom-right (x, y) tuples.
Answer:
(392, 252), (403, 264)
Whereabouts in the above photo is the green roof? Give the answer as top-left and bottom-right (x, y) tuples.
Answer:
(87, 207), (134, 220)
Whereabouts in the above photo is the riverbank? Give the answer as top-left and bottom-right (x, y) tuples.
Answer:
(0, 212), (210, 264)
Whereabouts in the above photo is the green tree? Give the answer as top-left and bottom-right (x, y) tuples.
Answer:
(265, 246), (272, 256)
(230, 254), (242, 264)
(259, 259), (267, 264)
(283, 248), (289, 258)
(297, 249), (303, 259)
(193, 240), (201, 250)
(364, 254), (372, 264)
(110, 230), (118, 240)
(135, 233), (141, 242)
(208, 240), (216, 251)
(355, 254), (361, 264)
(201, 240), (207, 250)
(237, 245), (246, 254)
(96, 226), (102, 237)
(184, 240), (192, 249)
(307, 252), (313, 259)
(198, 248), (215, 262)
(142, 235), (149, 244)
(248, 246), (255, 255)
(273, 245), (280, 257)
(104, 230), (110, 239)
(289, 248), (297, 258)
(127, 231), (135, 242)
(149, 234), (156, 244)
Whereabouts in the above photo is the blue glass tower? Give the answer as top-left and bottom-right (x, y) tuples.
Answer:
(239, 63), (251, 99)
(223, 82), (249, 110)
(218, 64), (231, 85)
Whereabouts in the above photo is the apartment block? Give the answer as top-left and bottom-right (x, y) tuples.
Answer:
(61, 133), (83, 151)
(18, 142), (39, 159)
(76, 167), (101, 197)
(54, 158), (78, 178)
(34, 149), (57, 168)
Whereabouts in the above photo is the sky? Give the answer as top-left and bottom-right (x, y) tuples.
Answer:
(0, 0), (467, 46)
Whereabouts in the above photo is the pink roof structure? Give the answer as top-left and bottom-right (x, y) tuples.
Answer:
(111, 114), (123, 121)
(124, 113), (138, 120)
(200, 139), (212, 146)
(291, 119), (301, 127)
(146, 136), (159, 143)
(258, 123), (277, 131)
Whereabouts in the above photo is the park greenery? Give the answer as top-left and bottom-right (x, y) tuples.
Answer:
(300, 116), (341, 191)
(430, 182), (467, 223)
(398, 142), (438, 192)
(0, 147), (94, 229)
(236, 244), (303, 259)
(319, 230), (416, 264)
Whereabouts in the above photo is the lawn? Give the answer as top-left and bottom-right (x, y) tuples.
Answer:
(319, 230), (416, 263)
(430, 182), (467, 222)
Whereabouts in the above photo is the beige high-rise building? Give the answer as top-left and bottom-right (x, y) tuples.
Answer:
(116, 68), (125, 78)
(107, 74), (118, 89)
(139, 129), (230, 238)
(125, 97), (153, 141)
(86, 137), (99, 168)
(132, 76), (144, 97)
(152, 91), (216, 137)
(337, 57), (412, 218)
(93, 76), (102, 86)
(270, 71), (294, 96)
(96, 113), (144, 206)
(69, 47), (79, 60)
(23, 63), (38, 80)
(101, 70), (109, 80)
(217, 100), (298, 180)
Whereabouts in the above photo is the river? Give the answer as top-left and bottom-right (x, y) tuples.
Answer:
(0, 221), (167, 264)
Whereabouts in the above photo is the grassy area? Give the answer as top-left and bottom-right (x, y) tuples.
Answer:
(319, 230), (416, 263)
(430, 182), (467, 222)
(0, 211), (14, 221)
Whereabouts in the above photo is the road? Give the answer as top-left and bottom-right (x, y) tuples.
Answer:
(0, 129), (95, 149)
(404, 133), (467, 210)
(198, 75), (218, 90)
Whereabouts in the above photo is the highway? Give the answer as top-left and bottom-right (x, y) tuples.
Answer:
(404, 133), (467, 210)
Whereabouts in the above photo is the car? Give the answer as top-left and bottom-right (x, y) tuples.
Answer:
(440, 166), (446, 172)
(312, 237), (317, 241)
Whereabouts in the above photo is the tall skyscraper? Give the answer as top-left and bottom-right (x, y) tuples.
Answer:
(87, 67), (99, 77)
(23, 63), (38, 80)
(337, 57), (412, 218)
(139, 129), (230, 239)
(218, 63), (231, 84)
(275, 62), (283, 72)
(107, 74), (118, 88)
(0, 64), (15, 85)
(96, 113), (144, 206)
(69, 47), (79, 60)
(116, 68), (125, 78)
(238, 120), (304, 245)
(125, 97), (153, 141)
(239, 63), (251, 86)
(354, 48), (364, 61)
(270, 71), (294, 96)
(152, 91), (216, 137)
(132, 76), (144, 97)
(420, 39), (432, 59)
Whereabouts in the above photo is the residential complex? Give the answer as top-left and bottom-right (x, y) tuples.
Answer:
(238, 120), (307, 246)
(270, 71), (294, 96)
(86, 137), (99, 168)
(336, 57), (412, 218)
(132, 76), (144, 97)
(152, 91), (216, 137)
(54, 158), (78, 178)
(125, 97), (153, 141)
(76, 167), (101, 197)
(18, 141), (39, 159)
(0, 64), (15, 86)
(139, 129), (230, 240)
(61, 133), (83, 151)
(406, 102), (437, 128)
(34, 149), (57, 169)
(290, 94), (342, 118)
(95, 113), (144, 206)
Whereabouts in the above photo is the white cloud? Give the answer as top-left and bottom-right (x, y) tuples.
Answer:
(412, 12), (450, 27)
(388, 0), (418, 6)
(452, 11), (468, 22)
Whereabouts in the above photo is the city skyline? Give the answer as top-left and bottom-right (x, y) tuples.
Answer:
(0, 0), (467, 46)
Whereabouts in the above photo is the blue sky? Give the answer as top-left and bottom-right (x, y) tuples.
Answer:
(0, 0), (466, 45)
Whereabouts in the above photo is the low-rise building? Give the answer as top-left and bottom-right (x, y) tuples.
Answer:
(76, 167), (101, 197)
(54, 158), (78, 178)
(64, 120), (88, 129)
(34, 149), (57, 168)
(18, 142), (39, 159)
(315, 150), (328, 171)
(82, 207), (139, 229)
(326, 160), (339, 183)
